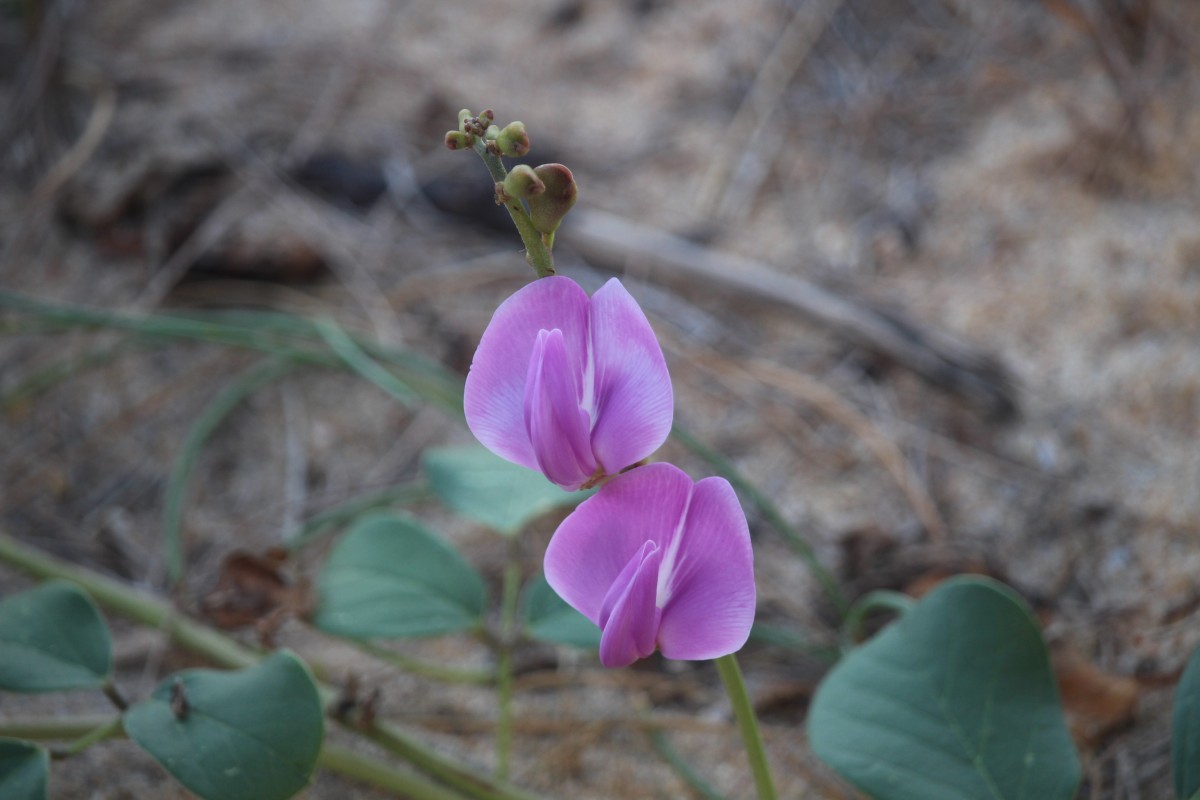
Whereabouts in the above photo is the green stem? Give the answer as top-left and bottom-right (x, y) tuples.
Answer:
(0, 291), (336, 361)
(317, 743), (471, 800)
(0, 532), (548, 800)
(287, 482), (435, 551)
(50, 717), (124, 759)
(0, 716), (114, 740)
(315, 317), (420, 407)
(0, 532), (259, 669)
(714, 654), (776, 800)
(355, 639), (493, 686)
(0, 292), (467, 419)
(840, 589), (914, 652)
(672, 422), (847, 618)
(163, 358), (298, 585)
(494, 536), (522, 780)
(471, 139), (555, 278)
(0, 716), (474, 799)
(361, 721), (545, 800)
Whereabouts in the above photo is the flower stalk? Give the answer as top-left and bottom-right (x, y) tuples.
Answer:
(494, 535), (523, 779)
(714, 654), (777, 800)
(471, 137), (556, 278)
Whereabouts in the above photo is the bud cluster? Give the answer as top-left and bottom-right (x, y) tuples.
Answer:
(445, 107), (579, 243)
(444, 109), (531, 158)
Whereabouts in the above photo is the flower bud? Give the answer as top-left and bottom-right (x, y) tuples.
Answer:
(527, 164), (578, 234)
(445, 130), (475, 150)
(495, 122), (530, 158)
(502, 164), (546, 199)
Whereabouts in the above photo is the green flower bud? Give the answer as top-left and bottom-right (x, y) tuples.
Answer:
(527, 163), (578, 235)
(502, 164), (546, 199)
(495, 122), (530, 158)
(445, 130), (475, 150)
(457, 108), (473, 131)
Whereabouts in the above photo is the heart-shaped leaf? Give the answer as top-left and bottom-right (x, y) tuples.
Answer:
(0, 581), (111, 692)
(424, 445), (588, 536)
(0, 739), (48, 800)
(808, 576), (1080, 800)
(1173, 642), (1200, 799)
(523, 574), (600, 650)
(312, 513), (485, 639)
(123, 650), (323, 800)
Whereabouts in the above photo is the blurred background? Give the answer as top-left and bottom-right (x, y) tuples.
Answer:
(2, 0), (1199, 796)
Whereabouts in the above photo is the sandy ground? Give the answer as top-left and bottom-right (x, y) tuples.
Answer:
(2, 0), (1199, 797)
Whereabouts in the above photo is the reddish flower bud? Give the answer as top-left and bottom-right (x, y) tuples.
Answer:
(527, 164), (578, 235)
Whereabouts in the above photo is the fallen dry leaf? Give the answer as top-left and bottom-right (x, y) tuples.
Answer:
(1052, 643), (1140, 747)
(201, 549), (312, 644)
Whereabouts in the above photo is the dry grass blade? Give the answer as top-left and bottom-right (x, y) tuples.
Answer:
(30, 73), (116, 205)
(693, 0), (846, 224)
(684, 344), (948, 544)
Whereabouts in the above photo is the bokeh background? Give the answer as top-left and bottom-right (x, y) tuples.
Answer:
(2, 0), (1199, 796)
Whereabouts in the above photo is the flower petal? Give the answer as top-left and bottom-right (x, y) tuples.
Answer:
(464, 277), (590, 471)
(524, 329), (597, 490)
(656, 476), (755, 661)
(597, 541), (663, 668)
(544, 463), (691, 624)
(588, 279), (673, 474)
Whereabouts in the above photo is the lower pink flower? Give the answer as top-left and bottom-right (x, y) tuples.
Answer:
(544, 462), (756, 668)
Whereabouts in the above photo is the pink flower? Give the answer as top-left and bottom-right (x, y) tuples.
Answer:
(544, 463), (756, 668)
(464, 277), (673, 491)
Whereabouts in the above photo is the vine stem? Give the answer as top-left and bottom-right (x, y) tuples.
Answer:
(840, 589), (914, 652)
(0, 715), (469, 799)
(714, 654), (777, 800)
(316, 743), (471, 800)
(0, 532), (546, 800)
(494, 535), (522, 779)
(355, 639), (493, 686)
(471, 139), (555, 278)
(48, 717), (124, 759)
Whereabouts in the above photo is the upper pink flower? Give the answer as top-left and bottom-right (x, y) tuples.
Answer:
(464, 277), (673, 491)
(544, 463), (756, 668)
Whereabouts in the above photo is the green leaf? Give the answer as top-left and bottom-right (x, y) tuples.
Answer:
(0, 739), (48, 800)
(522, 574), (600, 650)
(312, 513), (485, 639)
(423, 445), (588, 536)
(0, 581), (111, 692)
(1173, 642), (1200, 799)
(808, 576), (1080, 800)
(123, 651), (323, 800)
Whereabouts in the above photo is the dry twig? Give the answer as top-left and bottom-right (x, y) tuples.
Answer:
(567, 208), (1018, 420)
